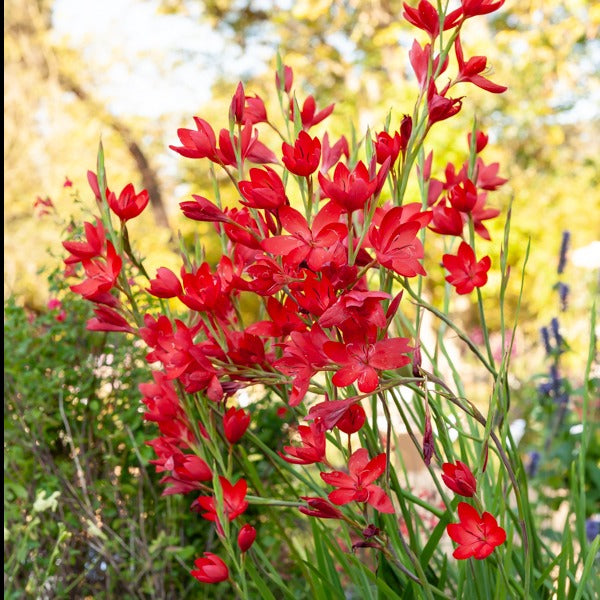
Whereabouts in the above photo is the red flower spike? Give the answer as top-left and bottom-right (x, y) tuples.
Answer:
(147, 267), (183, 299)
(190, 553), (229, 584)
(239, 167), (288, 211)
(282, 131), (321, 177)
(441, 461), (477, 497)
(279, 422), (326, 465)
(320, 448), (395, 513)
(442, 241), (491, 295)
(335, 404), (366, 434)
(192, 476), (249, 523)
(223, 407), (251, 444)
(237, 524), (257, 552)
(107, 183), (149, 221)
(447, 502), (506, 559)
(454, 37), (507, 94)
(299, 496), (343, 519)
(170, 117), (219, 161)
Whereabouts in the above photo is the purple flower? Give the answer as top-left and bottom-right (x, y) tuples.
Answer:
(526, 451), (541, 478)
(557, 231), (570, 275)
(586, 517), (600, 542)
(557, 282), (569, 312)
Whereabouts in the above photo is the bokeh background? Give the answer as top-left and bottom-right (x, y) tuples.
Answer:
(4, 0), (600, 597)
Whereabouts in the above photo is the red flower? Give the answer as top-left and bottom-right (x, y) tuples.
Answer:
(368, 208), (426, 277)
(275, 64), (293, 94)
(373, 131), (402, 166)
(180, 195), (229, 223)
(192, 476), (249, 522)
(70, 241), (122, 299)
(441, 461), (477, 497)
(190, 553), (229, 584)
(87, 306), (134, 334)
(320, 132), (349, 173)
(403, 0), (462, 39)
(335, 404), (366, 434)
(448, 179), (478, 213)
(299, 496), (343, 520)
(244, 94), (268, 125)
(237, 524), (257, 552)
(170, 117), (219, 161)
(292, 95), (335, 130)
(282, 131), (321, 176)
(217, 125), (278, 167)
(468, 130), (489, 153)
(428, 202), (464, 236)
(223, 407), (251, 444)
(447, 502), (506, 559)
(442, 242), (491, 295)
(147, 267), (183, 299)
(63, 219), (105, 264)
(320, 448), (395, 513)
(427, 86), (463, 125)
(107, 183), (149, 221)
(319, 290), (390, 331)
(454, 37), (507, 94)
(229, 82), (245, 124)
(318, 161), (378, 214)
(273, 325), (330, 407)
(239, 167), (288, 210)
(261, 204), (346, 270)
(63, 177), (73, 188)
(324, 337), (412, 393)
(461, 0), (505, 18)
(279, 422), (326, 465)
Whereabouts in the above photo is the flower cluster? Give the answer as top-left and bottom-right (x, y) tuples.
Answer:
(63, 0), (509, 588)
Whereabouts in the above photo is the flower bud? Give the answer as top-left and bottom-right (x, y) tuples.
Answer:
(223, 407), (251, 444)
(237, 524), (257, 552)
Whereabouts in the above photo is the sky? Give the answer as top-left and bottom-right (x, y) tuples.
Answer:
(51, 0), (278, 118)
